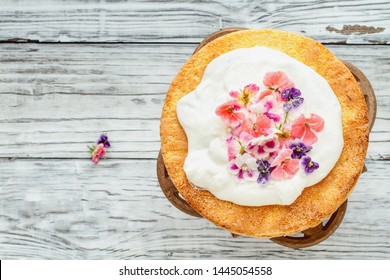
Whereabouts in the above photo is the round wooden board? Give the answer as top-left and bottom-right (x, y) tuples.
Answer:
(157, 28), (376, 248)
(157, 151), (202, 218)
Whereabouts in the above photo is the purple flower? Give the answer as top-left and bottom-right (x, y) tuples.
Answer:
(256, 159), (273, 185)
(289, 141), (312, 159)
(283, 102), (293, 112)
(301, 156), (319, 175)
(281, 88), (304, 112)
(97, 134), (111, 148)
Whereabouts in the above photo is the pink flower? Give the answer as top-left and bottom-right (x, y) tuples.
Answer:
(270, 148), (299, 180)
(263, 71), (294, 93)
(291, 113), (325, 145)
(229, 153), (258, 182)
(238, 132), (255, 145)
(246, 134), (279, 159)
(91, 143), (106, 164)
(215, 100), (245, 128)
(227, 136), (242, 160)
(230, 84), (259, 107)
(254, 115), (273, 136)
(251, 94), (283, 123)
(234, 118), (253, 137)
(236, 114), (273, 138)
(257, 89), (273, 102)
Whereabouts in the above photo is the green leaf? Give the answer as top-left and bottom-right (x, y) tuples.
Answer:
(88, 145), (96, 153)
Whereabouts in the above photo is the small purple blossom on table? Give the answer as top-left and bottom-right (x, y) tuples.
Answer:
(88, 134), (111, 164)
(98, 134), (111, 148)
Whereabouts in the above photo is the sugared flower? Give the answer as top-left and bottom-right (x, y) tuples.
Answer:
(270, 148), (299, 180)
(227, 137), (239, 160)
(289, 141), (312, 159)
(229, 153), (258, 182)
(215, 100), (245, 128)
(254, 115), (273, 136)
(275, 122), (292, 144)
(215, 71), (325, 186)
(246, 134), (278, 158)
(89, 133), (111, 164)
(236, 114), (273, 138)
(230, 84), (259, 107)
(98, 134), (111, 148)
(291, 113), (324, 145)
(263, 71), (294, 93)
(281, 88), (304, 112)
(227, 136), (243, 160)
(250, 93), (283, 122)
(301, 156), (319, 175)
(257, 159), (273, 185)
(91, 143), (106, 164)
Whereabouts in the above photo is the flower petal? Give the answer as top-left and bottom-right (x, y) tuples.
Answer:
(263, 71), (294, 91)
(239, 132), (254, 145)
(229, 90), (240, 98)
(216, 100), (245, 127)
(227, 137), (240, 160)
(256, 114), (272, 131)
(257, 89), (273, 101)
(270, 148), (293, 167)
(244, 84), (259, 95)
(283, 159), (299, 178)
(291, 114), (306, 139)
(270, 166), (285, 180)
(302, 126), (318, 145)
(307, 113), (325, 132)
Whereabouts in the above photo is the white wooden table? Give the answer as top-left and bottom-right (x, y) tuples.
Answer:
(0, 0), (389, 259)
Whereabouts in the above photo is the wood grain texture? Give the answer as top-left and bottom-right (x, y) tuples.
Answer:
(0, 158), (388, 259)
(0, 43), (389, 159)
(0, 0), (389, 44)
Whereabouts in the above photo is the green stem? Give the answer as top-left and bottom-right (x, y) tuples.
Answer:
(283, 112), (289, 124)
(278, 112), (289, 130)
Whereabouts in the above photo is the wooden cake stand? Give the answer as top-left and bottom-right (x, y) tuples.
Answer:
(157, 28), (376, 248)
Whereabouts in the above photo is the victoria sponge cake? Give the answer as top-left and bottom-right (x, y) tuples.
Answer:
(160, 29), (369, 238)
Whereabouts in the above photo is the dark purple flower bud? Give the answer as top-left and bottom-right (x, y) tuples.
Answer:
(301, 156), (319, 174)
(289, 141), (312, 159)
(97, 134), (111, 148)
(98, 134), (108, 142)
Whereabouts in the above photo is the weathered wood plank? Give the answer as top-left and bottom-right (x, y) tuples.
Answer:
(0, 0), (389, 44)
(0, 43), (389, 159)
(0, 158), (388, 259)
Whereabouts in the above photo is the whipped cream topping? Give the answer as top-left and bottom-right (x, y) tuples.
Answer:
(176, 46), (344, 206)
